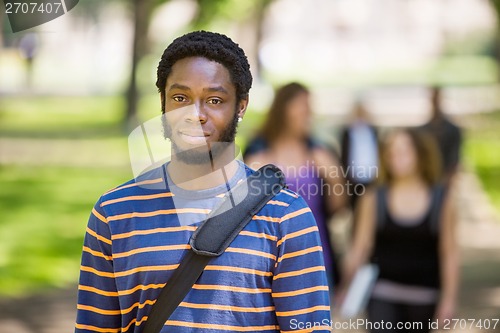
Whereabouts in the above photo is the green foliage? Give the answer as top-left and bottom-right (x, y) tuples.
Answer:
(0, 96), (124, 138)
(193, 0), (271, 28)
(443, 31), (497, 57)
(464, 110), (500, 213)
(0, 94), (170, 138)
(490, 0), (500, 16)
(431, 56), (499, 85)
(0, 96), (133, 296)
(0, 165), (130, 296)
(465, 139), (500, 213)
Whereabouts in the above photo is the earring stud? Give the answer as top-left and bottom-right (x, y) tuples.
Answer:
(238, 117), (243, 123)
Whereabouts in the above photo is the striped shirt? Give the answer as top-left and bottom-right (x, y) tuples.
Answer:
(75, 163), (332, 332)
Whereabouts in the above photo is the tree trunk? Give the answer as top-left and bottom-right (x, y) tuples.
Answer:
(124, 0), (153, 132)
(489, 0), (500, 81)
(495, 27), (500, 81)
(0, 7), (5, 46)
(252, 0), (271, 81)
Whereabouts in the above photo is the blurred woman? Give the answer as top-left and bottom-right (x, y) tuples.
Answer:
(340, 128), (459, 332)
(244, 82), (347, 287)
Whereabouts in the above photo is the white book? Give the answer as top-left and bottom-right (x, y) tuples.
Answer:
(340, 264), (379, 318)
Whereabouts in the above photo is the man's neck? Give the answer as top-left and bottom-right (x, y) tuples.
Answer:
(431, 109), (446, 122)
(167, 144), (240, 191)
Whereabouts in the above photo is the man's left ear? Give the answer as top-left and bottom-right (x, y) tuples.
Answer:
(237, 96), (249, 119)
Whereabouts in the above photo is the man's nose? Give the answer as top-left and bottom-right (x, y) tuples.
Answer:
(185, 102), (207, 123)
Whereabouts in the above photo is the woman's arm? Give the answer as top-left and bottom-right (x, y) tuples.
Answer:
(437, 191), (460, 321)
(312, 147), (348, 214)
(338, 189), (377, 301)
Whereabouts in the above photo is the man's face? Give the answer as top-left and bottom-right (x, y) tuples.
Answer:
(162, 56), (247, 164)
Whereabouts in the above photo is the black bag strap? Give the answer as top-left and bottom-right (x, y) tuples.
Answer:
(142, 164), (285, 333)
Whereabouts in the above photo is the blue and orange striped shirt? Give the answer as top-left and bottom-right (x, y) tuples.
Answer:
(75, 163), (332, 332)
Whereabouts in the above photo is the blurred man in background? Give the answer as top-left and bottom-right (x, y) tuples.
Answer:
(419, 87), (462, 185)
(340, 99), (379, 218)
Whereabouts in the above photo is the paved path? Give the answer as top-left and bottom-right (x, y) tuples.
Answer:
(0, 288), (76, 333)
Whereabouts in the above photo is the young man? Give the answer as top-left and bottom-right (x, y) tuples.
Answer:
(75, 31), (331, 332)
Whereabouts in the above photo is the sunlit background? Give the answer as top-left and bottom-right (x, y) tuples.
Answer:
(1, 0), (499, 332)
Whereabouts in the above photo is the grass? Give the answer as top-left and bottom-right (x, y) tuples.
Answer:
(0, 96), (125, 138)
(0, 96), (133, 295)
(462, 110), (500, 212)
(0, 165), (131, 296)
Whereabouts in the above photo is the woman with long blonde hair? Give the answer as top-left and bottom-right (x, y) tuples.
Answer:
(340, 128), (459, 332)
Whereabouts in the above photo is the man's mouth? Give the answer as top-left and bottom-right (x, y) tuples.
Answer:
(178, 130), (210, 145)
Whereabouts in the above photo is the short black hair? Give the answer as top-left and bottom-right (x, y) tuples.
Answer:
(156, 31), (252, 113)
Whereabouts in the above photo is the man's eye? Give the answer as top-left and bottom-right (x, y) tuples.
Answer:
(173, 96), (186, 102)
(207, 98), (222, 105)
